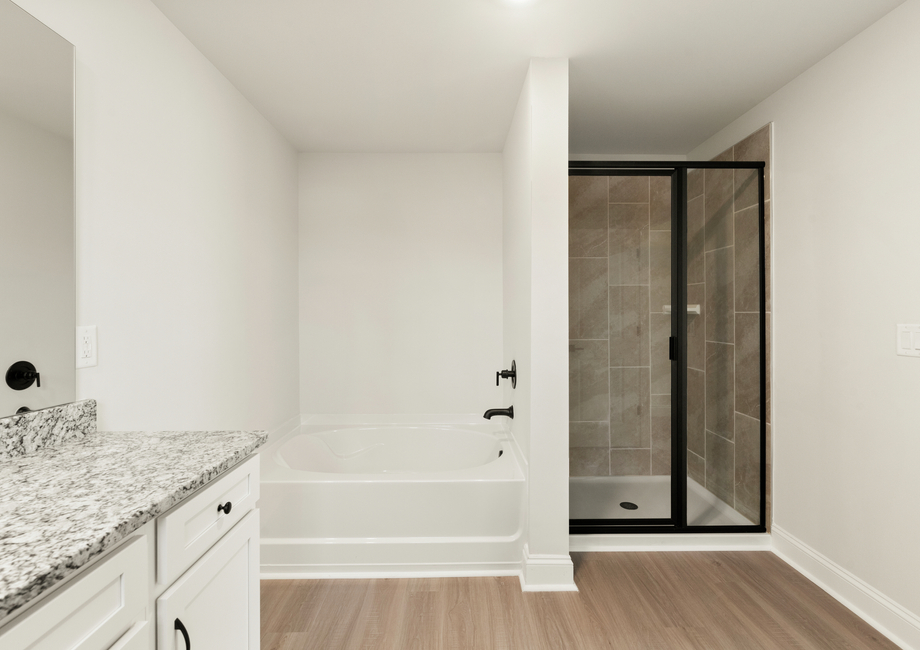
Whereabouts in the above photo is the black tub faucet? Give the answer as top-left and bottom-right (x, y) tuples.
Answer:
(483, 406), (514, 420)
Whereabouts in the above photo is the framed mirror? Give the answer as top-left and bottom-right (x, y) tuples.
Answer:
(0, 0), (75, 417)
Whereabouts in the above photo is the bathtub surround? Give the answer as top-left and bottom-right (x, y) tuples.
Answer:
(502, 59), (575, 590)
(0, 399), (96, 459)
(298, 153), (503, 415)
(691, 2), (920, 645)
(0, 427), (266, 621)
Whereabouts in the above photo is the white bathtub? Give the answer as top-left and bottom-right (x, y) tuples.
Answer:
(260, 419), (525, 578)
(276, 425), (504, 474)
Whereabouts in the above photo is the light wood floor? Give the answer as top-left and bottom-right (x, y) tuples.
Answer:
(260, 552), (898, 650)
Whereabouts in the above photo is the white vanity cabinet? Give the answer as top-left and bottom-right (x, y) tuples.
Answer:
(156, 511), (259, 650)
(0, 455), (261, 650)
(155, 456), (260, 650)
(156, 454), (260, 588)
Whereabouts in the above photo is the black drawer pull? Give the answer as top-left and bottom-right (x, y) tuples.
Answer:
(175, 618), (191, 649)
(217, 501), (232, 515)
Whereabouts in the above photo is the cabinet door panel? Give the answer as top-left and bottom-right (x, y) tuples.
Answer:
(0, 536), (147, 650)
(156, 510), (259, 650)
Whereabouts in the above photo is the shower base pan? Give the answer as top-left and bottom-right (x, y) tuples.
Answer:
(569, 476), (753, 527)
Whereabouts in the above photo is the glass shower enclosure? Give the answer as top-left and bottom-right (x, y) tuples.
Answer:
(568, 161), (766, 533)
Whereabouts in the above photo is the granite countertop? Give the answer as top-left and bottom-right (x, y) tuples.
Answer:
(0, 429), (267, 622)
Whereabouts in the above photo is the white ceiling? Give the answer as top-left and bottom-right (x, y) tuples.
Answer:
(151, 0), (904, 154)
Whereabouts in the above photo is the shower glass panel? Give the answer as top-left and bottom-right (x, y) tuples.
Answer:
(685, 164), (764, 527)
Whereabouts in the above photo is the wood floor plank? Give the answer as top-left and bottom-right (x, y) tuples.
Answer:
(346, 578), (408, 650)
(717, 553), (893, 650)
(496, 575), (540, 649)
(259, 552), (901, 650)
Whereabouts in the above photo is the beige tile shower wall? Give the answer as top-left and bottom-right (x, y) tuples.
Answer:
(648, 176), (672, 476)
(607, 176), (652, 477)
(569, 176), (609, 476)
(697, 124), (772, 527)
(569, 176), (610, 476)
(569, 175), (669, 477)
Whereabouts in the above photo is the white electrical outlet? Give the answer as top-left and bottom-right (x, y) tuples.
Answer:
(896, 324), (920, 358)
(76, 325), (97, 368)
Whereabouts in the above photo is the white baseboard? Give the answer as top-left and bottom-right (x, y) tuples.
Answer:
(519, 544), (577, 592)
(772, 525), (920, 650)
(260, 540), (579, 592)
(261, 563), (521, 580)
(570, 533), (771, 552)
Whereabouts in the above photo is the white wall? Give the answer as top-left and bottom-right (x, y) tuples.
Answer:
(503, 59), (574, 590)
(691, 0), (920, 643)
(299, 153), (503, 415)
(502, 75), (533, 461)
(13, 0), (301, 432)
(0, 110), (74, 417)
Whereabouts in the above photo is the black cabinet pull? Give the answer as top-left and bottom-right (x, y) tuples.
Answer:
(175, 618), (191, 649)
(217, 501), (232, 515)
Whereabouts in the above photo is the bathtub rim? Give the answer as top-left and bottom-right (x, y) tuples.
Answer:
(260, 418), (524, 484)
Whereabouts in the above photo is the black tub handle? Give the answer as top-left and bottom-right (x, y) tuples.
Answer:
(175, 618), (191, 649)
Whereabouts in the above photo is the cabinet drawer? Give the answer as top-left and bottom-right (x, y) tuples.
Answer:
(157, 455), (259, 586)
(0, 536), (148, 650)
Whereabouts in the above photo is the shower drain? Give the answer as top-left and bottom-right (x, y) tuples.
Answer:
(619, 502), (639, 510)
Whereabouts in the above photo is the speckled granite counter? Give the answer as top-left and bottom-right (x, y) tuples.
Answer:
(0, 429), (267, 622)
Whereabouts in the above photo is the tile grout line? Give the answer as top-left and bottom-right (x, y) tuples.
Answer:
(705, 242), (736, 254)
(707, 428), (736, 444)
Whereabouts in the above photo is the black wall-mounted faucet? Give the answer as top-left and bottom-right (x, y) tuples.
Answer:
(483, 405), (513, 420)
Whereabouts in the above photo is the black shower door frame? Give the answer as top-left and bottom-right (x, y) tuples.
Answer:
(568, 161), (767, 534)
